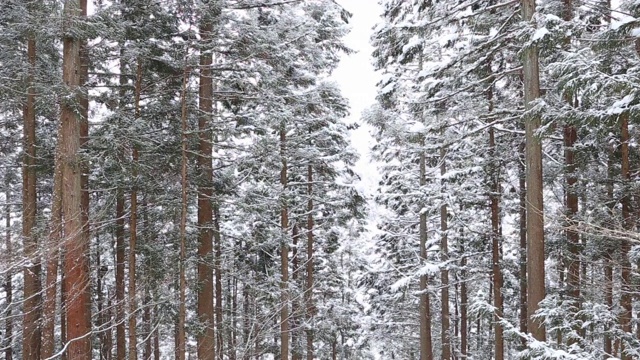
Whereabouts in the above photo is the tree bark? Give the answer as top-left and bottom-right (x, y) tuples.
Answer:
(22, 9), (41, 360)
(292, 224), (302, 360)
(521, 0), (546, 342)
(42, 125), (64, 358)
(128, 60), (143, 360)
(305, 164), (315, 360)
(518, 140), (527, 347)
(619, 112), (633, 360)
(419, 148), (433, 360)
(116, 190), (127, 360)
(61, 0), (92, 357)
(4, 180), (13, 360)
(489, 127), (504, 360)
(280, 126), (290, 360)
(440, 147), (451, 360)
(197, 9), (216, 360)
(177, 64), (190, 360)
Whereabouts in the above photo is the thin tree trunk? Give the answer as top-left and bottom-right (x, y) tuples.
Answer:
(305, 164), (314, 360)
(460, 239), (467, 358)
(60, 251), (67, 360)
(115, 46), (128, 360)
(61, 0), (92, 357)
(521, 0), (546, 342)
(129, 60), (143, 360)
(22, 8), (41, 359)
(198, 9), (216, 360)
(177, 64), (190, 360)
(440, 147), (451, 360)
(214, 202), (223, 360)
(489, 127), (504, 360)
(143, 196), (152, 360)
(116, 191), (127, 360)
(620, 112), (633, 360)
(604, 154), (614, 359)
(292, 224), (302, 360)
(280, 126), (290, 360)
(518, 140), (527, 347)
(4, 181), (13, 360)
(419, 146), (433, 360)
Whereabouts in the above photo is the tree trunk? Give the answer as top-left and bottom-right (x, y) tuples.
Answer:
(305, 164), (314, 360)
(61, 0), (91, 357)
(214, 202), (224, 360)
(292, 224), (302, 360)
(440, 147), (451, 360)
(619, 112), (633, 360)
(280, 126), (290, 360)
(518, 140), (527, 348)
(116, 190), (127, 360)
(4, 181), (13, 360)
(115, 47), (128, 360)
(128, 60), (143, 360)
(22, 9), (41, 360)
(197, 9), (216, 360)
(42, 125), (64, 358)
(604, 154), (614, 359)
(489, 127), (504, 360)
(419, 148), (433, 360)
(521, 0), (546, 342)
(177, 64), (190, 360)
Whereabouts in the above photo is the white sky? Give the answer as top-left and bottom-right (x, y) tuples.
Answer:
(333, 0), (382, 197)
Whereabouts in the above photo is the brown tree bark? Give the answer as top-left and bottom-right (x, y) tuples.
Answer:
(440, 148), (451, 360)
(197, 10), (216, 360)
(22, 8), (41, 360)
(4, 182), (13, 360)
(292, 224), (302, 360)
(489, 127), (504, 360)
(128, 60), (143, 360)
(419, 148), (433, 360)
(61, 0), (92, 357)
(305, 164), (315, 360)
(42, 125), (63, 358)
(116, 191), (127, 360)
(604, 154), (614, 359)
(521, 0), (546, 342)
(619, 112), (633, 360)
(518, 140), (527, 347)
(280, 126), (290, 360)
(176, 64), (190, 360)
(214, 202), (223, 360)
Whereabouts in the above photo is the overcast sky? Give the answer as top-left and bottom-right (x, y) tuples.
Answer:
(333, 1), (382, 196)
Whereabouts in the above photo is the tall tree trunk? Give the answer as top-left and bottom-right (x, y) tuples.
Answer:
(619, 111), (633, 360)
(214, 202), (223, 360)
(177, 64), (190, 360)
(564, 123), (580, 342)
(280, 126), (290, 360)
(22, 7), (41, 359)
(143, 196), (152, 360)
(115, 47), (128, 360)
(460, 237), (467, 358)
(42, 125), (63, 358)
(129, 60), (143, 360)
(292, 224), (302, 360)
(60, 251), (67, 360)
(79, 0), (92, 352)
(197, 7), (216, 360)
(604, 154), (614, 359)
(440, 147), (451, 360)
(521, 0), (546, 342)
(4, 181), (13, 360)
(61, 0), (91, 357)
(305, 164), (314, 360)
(116, 191), (127, 360)
(419, 147), (433, 360)
(518, 140), (527, 348)
(489, 127), (504, 360)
